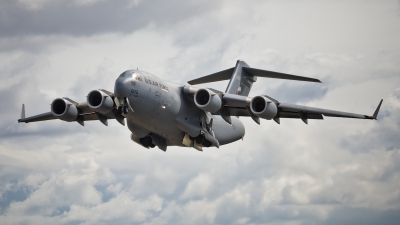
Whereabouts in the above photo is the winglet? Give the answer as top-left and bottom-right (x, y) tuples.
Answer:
(21, 104), (25, 119)
(372, 99), (383, 120)
(19, 104), (26, 122)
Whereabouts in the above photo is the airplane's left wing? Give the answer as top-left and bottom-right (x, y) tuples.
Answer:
(183, 85), (382, 124)
(220, 93), (383, 124)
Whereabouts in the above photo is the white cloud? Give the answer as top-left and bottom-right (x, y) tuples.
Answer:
(64, 193), (163, 224)
(180, 173), (212, 199)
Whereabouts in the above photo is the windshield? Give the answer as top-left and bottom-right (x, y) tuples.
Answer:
(119, 70), (133, 78)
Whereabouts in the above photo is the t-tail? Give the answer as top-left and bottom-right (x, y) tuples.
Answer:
(187, 60), (321, 96)
(225, 60), (255, 96)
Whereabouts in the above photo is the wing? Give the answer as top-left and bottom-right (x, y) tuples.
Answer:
(18, 89), (125, 126)
(219, 93), (383, 124)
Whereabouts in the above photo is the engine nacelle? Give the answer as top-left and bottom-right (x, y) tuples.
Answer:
(194, 89), (222, 113)
(87, 90), (114, 114)
(51, 98), (78, 122)
(250, 96), (278, 120)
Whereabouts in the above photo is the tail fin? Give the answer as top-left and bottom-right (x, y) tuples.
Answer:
(188, 60), (256, 96)
(187, 60), (321, 97)
(225, 60), (255, 96)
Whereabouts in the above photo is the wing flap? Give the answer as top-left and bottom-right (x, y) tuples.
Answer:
(278, 112), (324, 119)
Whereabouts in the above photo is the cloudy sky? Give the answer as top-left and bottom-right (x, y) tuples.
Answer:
(1, 0), (400, 224)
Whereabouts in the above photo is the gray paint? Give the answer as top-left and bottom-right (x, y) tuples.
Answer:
(225, 60), (253, 96)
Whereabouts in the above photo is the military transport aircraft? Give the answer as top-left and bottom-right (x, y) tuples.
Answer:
(18, 60), (383, 151)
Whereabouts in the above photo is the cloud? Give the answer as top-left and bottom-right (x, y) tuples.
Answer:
(180, 173), (212, 200)
(0, 0), (219, 38)
(1, 0), (400, 224)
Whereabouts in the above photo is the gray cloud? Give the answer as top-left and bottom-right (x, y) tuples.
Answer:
(266, 82), (329, 104)
(338, 89), (400, 153)
(0, 0), (218, 38)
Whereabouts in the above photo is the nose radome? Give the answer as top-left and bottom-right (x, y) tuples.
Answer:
(114, 77), (130, 97)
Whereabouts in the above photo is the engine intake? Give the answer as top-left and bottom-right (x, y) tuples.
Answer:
(87, 90), (114, 114)
(194, 89), (222, 113)
(250, 96), (278, 120)
(51, 98), (78, 121)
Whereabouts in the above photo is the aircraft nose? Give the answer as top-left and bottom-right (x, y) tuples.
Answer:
(114, 77), (130, 97)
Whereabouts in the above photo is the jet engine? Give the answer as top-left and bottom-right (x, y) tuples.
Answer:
(51, 98), (78, 121)
(250, 96), (278, 120)
(194, 89), (222, 113)
(87, 90), (114, 114)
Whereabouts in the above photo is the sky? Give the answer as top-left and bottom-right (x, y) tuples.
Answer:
(0, 0), (400, 224)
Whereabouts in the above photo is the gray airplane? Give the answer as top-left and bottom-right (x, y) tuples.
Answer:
(18, 60), (383, 151)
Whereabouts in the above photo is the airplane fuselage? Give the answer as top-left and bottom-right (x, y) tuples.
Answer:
(114, 70), (245, 149)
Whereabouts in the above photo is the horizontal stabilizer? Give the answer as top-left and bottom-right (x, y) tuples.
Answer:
(242, 67), (321, 83)
(187, 64), (321, 86)
(188, 68), (234, 85)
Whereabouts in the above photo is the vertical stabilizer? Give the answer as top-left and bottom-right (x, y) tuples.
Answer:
(225, 60), (256, 96)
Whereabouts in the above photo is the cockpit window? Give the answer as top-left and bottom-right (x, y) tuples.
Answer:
(119, 71), (133, 78)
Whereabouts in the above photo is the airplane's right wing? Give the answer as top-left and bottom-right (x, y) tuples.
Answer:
(18, 89), (126, 126)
